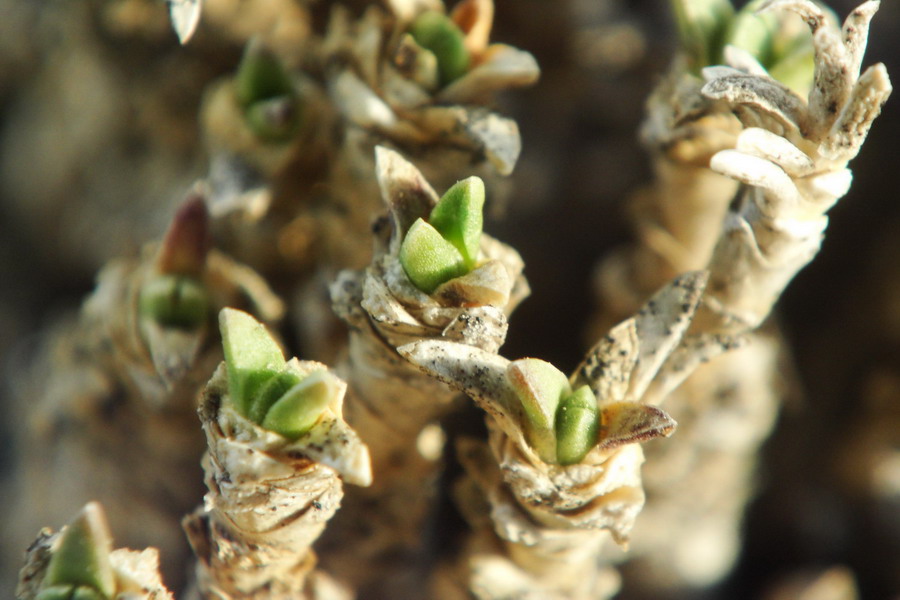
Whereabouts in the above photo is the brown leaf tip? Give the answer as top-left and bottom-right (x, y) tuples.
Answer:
(157, 191), (212, 276)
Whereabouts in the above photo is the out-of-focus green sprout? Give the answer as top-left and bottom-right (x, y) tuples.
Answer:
(409, 11), (471, 87)
(726, 0), (817, 94)
(139, 194), (211, 331)
(670, 0), (734, 73)
(36, 503), (115, 600)
(399, 177), (485, 294)
(219, 308), (335, 439)
(671, 0), (816, 93)
(234, 40), (301, 142)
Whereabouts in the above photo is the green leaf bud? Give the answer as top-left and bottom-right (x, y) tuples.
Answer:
(399, 218), (468, 293)
(261, 370), (338, 439)
(555, 385), (600, 466)
(139, 274), (209, 330)
(507, 358), (572, 463)
(409, 11), (471, 86)
(247, 370), (302, 424)
(219, 308), (286, 417)
(235, 39), (295, 108)
(42, 503), (115, 600)
(428, 177), (485, 270)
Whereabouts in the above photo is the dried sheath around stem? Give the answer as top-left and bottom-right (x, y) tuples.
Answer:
(183, 311), (371, 600)
(400, 272), (708, 599)
(695, 0), (891, 333)
(321, 147), (527, 596)
(589, 1), (890, 591)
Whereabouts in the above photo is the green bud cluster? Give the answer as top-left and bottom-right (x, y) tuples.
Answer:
(219, 308), (335, 439)
(672, 0), (816, 92)
(235, 40), (301, 141)
(138, 274), (209, 330)
(408, 11), (471, 87)
(37, 504), (115, 600)
(399, 177), (485, 294)
(507, 359), (600, 466)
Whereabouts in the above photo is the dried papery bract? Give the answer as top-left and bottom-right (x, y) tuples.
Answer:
(183, 309), (371, 600)
(2, 193), (284, 592)
(321, 147), (527, 596)
(17, 502), (173, 600)
(399, 272), (707, 599)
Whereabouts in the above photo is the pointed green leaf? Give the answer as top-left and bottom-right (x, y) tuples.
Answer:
(261, 370), (338, 439)
(42, 503), (115, 599)
(409, 11), (470, 86)
(429, 177), (484, 269)
(399, 218), (468, 293)
(247, 371), (302, 424)
(507, 358), (571, 463)
(219, 308), (286, 416)
(235, 39), (295, 107)
(139, 275), (209, 330)
(555, 386), (600, 466)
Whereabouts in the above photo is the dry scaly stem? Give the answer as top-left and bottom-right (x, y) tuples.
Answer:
(588, 0), (890, 590)
(183, 346), (371, 599)
(321, 147), (527, 597)
(697, 0), (891, 332)
(399, 271), (707, 599)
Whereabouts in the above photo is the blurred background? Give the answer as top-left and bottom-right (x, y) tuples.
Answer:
(1, 0), (898, 598)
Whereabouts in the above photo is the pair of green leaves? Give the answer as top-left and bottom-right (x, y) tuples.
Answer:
(220, 308), (335, 439)
(408, 11), (471, 87)
(235, 40), (301, 142)
(672, 0), (816, 93)
(507, 359), (600, 466)
(399, 177), (485, 294)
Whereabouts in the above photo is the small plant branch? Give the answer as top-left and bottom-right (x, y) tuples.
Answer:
(183, 309), (370, 599)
